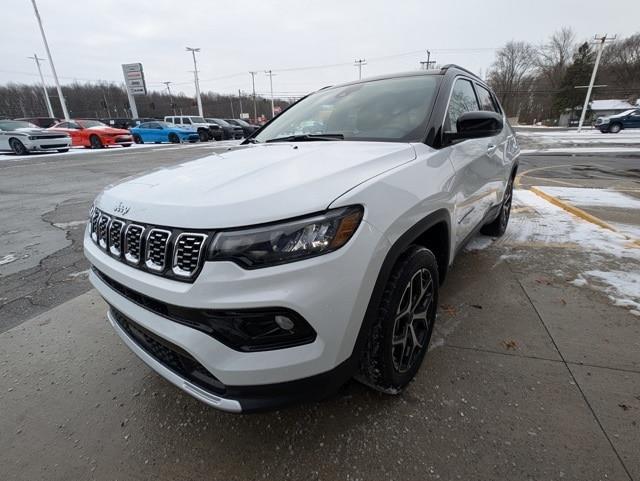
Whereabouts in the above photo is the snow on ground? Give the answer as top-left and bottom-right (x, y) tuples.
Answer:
(517, 129), (640, 141)
(534, 186), (640, 210)
(467, 189), (640, 315)
(520, 146), (640, 154)
(503, 190), (640, 260)
(573, 270), (640, 316)
(0, 254), (17, 266)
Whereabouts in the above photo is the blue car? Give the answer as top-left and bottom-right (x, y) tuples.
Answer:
(130, 121), (200, 144)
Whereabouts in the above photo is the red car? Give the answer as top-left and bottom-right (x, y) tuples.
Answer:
(49, 119), (133, 149)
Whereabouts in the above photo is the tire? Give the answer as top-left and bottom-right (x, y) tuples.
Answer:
(481, 175), (514, 237)
(357, 246), (438, 393)
(10, 138), (29, 155)
(198, 130), (209, 142)
(133, 134), (143, 144)
(89, 135), (103, 149)
(57, 149), (69, 153)
(121, 143), (132, 147)
(168, 133), (180, 144)
(609, 123), (622, 134)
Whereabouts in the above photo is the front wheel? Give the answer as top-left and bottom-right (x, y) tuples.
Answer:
(10, 139), (29, 155)
(198, 130), (209, 142)
(168, 133), (180, 144)
(609, 123), (622, 134)
(89, 135), (103, 149)
(481, 176), (513, 237)
(132, 134), (143, 144)
(357, 246), (438, 393)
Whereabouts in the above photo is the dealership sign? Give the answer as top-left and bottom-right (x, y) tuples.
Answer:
(122, 63), (147, 96)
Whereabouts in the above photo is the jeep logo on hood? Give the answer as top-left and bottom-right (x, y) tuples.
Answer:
(113, 202), (131, 216)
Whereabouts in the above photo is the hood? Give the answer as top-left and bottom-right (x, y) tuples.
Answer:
(87, 126), (130, 134)
(97, 141), (417, 228)
(12, 127), (52, 135)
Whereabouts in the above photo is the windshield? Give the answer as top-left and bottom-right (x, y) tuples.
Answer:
(0, 120), (38, 131)
(157, 122), (174, 128)
(77, 120), (107, 128)
(612, 109), (637, 117)
(254, 75), (440, 143)
(190, 117), (206, 123)
(234, 119), (251, 127)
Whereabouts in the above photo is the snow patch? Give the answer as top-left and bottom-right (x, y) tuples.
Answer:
(505, 190), (640, 261)
(464, 236), (493, 251)
(572, 270), (640, 314)
(535, 187), (640, 210)
(0, 254), (17, 266)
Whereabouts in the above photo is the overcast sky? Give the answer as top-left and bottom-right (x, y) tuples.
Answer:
(1, 0), (638, 100)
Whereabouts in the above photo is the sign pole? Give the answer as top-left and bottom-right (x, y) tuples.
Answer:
(126, 88), (139, 118)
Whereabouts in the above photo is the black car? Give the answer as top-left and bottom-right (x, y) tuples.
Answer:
(225, 119), (260, 137)
(596, 109), (640, 133)
(100, 118), (135, 129)
(205, 118), (244, 140)
(15, 117), (60, 128)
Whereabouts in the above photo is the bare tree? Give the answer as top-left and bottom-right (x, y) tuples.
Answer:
(487, 41), (538, 117)
(537, 27), (575, 89)
(601, 33), (640, 104)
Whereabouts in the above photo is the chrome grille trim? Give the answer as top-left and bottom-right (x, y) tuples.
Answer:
(172, 233), (208, 278)
(89, 208), (210, 282)
(97, 214), (111, 250)
(108, 220), (124, 257)
(124, 224), (145, 265)
(145, 229), (171, 272)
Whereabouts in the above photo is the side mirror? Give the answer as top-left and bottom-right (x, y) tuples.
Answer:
(446, 111), (503, 143)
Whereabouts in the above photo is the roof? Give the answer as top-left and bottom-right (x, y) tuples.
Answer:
(590, 99), (640, 111)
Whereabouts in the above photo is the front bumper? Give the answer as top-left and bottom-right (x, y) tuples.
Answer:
(25, 137), (72, 151)
(85, 220), (388, 411)
(103, 135), (133, 146)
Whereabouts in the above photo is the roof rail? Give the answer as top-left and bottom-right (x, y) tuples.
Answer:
(439, 64), (481, 80)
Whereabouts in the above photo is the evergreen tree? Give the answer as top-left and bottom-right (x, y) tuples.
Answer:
(552, 42), (595, 116)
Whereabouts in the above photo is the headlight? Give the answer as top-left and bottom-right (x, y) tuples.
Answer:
(207, 205), (364, 268)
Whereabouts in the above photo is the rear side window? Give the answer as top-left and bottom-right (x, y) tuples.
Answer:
(475, 84), (498, 113)
(445, 79), (479, 133)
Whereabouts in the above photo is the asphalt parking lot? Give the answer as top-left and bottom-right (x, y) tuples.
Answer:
(1, 137), (639, 481)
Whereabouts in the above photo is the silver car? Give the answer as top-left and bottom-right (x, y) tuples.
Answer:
(0, 119), (72, 155)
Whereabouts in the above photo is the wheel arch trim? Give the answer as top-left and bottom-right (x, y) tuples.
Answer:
(349, 208), (451, 363)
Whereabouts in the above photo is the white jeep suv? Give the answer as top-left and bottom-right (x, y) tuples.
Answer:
(86, 65), (518, 412)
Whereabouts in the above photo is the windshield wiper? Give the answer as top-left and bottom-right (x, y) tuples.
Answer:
(265, 133), (344, 143)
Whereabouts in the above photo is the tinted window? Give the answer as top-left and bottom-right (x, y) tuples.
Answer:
(475, 84), (498, 112)
(445, 79), (479, 133)
(182, 118), (191, 125)
(254, 75), (440, 143)
(0, 120), (37, 130)
(56, 122), (69, 129)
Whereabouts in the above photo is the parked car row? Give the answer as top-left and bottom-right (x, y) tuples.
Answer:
(0, 115), (261, 154)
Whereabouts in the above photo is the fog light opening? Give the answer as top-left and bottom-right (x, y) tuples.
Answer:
(275, 315), (295, 331)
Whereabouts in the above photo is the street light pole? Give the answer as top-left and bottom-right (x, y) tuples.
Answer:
(30, 0), (69, 120)
(577, 34), (615, 133)
(265, 70), (275, 119)
(186, 47), (203, 117)
(28, 53), (54, 117)
(249, 71), (258, 122)
(162, 81), (175, 115)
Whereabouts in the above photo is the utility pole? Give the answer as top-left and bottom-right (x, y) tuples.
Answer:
(238, 89), (243, 117)
(577, 34), (616, 132)
(354, 59), (367, 80)
(229, 96), (235, 118)
(28, 53), (54, 117)
(186, 47), (203, 117)
(249, 71), (258, 122)
(162, 81), (175, 114)
(265, 70), (276, 118)
(420, 50), (437, 70)
(30, 0), (69, 120)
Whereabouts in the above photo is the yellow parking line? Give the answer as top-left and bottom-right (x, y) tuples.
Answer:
(529, 186), (640, 248)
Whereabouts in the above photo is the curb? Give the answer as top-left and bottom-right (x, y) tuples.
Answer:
(529, 186), (640, 248)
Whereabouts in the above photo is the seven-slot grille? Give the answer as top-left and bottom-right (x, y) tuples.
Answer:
(89, 208), (208, 282)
